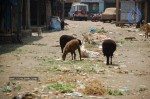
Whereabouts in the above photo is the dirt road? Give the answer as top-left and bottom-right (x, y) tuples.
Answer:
(0, 20), (150, 99)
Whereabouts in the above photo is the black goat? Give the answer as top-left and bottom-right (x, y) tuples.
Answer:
(102, 39), (116, 65)
(59, 35), (81, 53)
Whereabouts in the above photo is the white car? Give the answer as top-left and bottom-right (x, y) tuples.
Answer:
(68, 3), (88, 21)
(101, 8), (116, 22)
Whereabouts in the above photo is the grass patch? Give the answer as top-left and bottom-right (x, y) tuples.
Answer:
(85, 43), (97, 49)
(10, 48), (28, 55)
(96, 28), (106, 33)
(36, 59), (104, 74)
(48, 66), (61, 72)
(47, 60), (73, 65)
(47, 60), (101, 68)
(0, 70), (4, 73)
(139, 87), (147, 92)
(107, 89), (123, 96)
(115, 40), (126, 47)
(55, 60), (103, 72)
(47, 83), (76, 93)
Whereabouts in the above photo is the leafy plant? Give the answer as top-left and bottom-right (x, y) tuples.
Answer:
(48, 66), (60, 72)
(14, 85), (21, 91)
(0, 70), (4, 73)
(139, 87), (147, 92)
(89, 67), (97, 73)
(2, 82), (22, 93)
(107, 89), (123, 96)
(2, 87), (11, 92)
(115, 40), (126, 47)
(48, 83), (76, 93)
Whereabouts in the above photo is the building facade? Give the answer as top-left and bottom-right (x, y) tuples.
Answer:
(0, 0), (65, 43)
(116, 0), (150, 26)
(0, 0), (23, 43)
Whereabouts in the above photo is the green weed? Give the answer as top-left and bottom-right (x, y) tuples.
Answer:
(139, 87), (147, 92)
(47, 83), (76, 93)
(107, 89), (123, 96)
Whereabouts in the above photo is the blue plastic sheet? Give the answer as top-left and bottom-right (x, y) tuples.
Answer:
(127, 6), (142, 23)
(50, 17), (61, 31)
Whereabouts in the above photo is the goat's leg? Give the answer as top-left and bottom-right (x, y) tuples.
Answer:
(106, 56), (109, 65)
(74, 52), (76, 60)
(60, 44), (64, 53)
(110, 56), (112, 65)
(78, 47), (81, 60)
(145, 32), (147, 38)
(145, 32), (148, 38)
(71, 52), (73, 60)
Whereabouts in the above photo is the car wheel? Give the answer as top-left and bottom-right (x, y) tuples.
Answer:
(68, 14), (71, 20)
(85, 18), (87, 21)
(73, 15), (75, 21)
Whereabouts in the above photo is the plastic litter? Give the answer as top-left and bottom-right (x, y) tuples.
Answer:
(90, 28), (96, 33)
(72, 92), (83, 97)
(50, 17), (61, 31)
(119, 87), (130, 92)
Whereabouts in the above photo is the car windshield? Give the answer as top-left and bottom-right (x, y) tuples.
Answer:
(77, 6), (86, 11)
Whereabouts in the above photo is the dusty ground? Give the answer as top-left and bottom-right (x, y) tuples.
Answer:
(0, 20), (150, 99)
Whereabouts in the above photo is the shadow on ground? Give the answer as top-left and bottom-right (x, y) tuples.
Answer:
(0, 36), (43, 55)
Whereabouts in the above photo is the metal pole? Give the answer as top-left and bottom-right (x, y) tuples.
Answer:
(61, 0), (64, 20)
(17, 0), (23, 43)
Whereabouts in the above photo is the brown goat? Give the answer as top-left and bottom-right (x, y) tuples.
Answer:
(62, 39), (81, 60)
(144, 23), (150, 38)
(141, 20), (150, 38)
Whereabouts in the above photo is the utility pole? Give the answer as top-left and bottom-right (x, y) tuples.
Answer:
(61, 0), (64, 20)
(17, 0), (23, 43)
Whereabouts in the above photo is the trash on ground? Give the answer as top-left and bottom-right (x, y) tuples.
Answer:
(72, 92), (83, 97)
(119, 87), (131, 93)
(90, 28), (97, 33)
(13, 92), (36, 99)
(124, 37), (136, 41)
(139, 33), (144, 36)
(50, 16), (61, 31)
(83, 79), (105, 96)
(91, 33), (111, 41)
(81, 42), (100, 58)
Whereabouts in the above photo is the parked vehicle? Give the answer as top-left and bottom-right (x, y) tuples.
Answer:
(101, 8), (116, 22)
(68, 3), (88, 21)
(91, 13), (102, 22)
